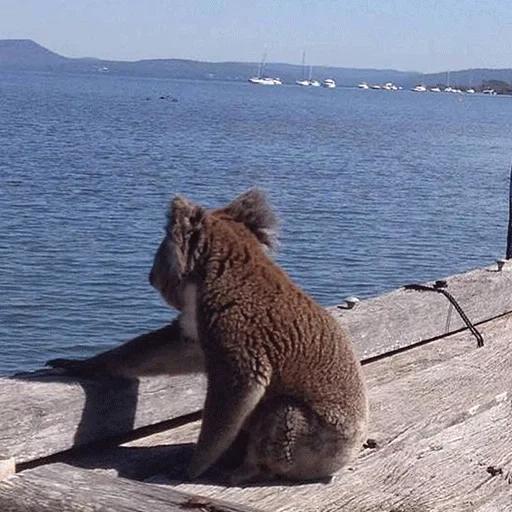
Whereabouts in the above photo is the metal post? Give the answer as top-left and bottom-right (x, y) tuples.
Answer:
(507, 163), (512, 259)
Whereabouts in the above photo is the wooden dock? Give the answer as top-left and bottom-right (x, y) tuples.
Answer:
(1, 262), (512, 511)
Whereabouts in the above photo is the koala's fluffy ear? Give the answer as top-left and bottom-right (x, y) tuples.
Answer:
(222, 188), (278, 249)
(167, 195), (206, 278)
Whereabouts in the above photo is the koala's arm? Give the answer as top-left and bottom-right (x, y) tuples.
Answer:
(46, 317), (205, 378)
(188, 362), (269, 479)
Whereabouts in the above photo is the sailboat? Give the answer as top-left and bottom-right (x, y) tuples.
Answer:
(296, 51), (310, 86)
(466, 69), (475, 93)
(248, 49), (282, 85)
(444, 71), (453, 92)
(295, 52), (322, 87)
(308, 65), (321, 87)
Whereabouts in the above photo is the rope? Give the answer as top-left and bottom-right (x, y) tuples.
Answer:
(403, 280), (484, 348)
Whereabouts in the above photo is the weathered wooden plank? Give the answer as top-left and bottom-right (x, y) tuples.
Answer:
(0, 463), (261, 512)
(2, 263), (511, 468)
(475, 489), (512, 512)
(315, 402), (512, 511)
(59, 314), (506, 482)
(0, 458), (14, 481)
(66, 403), (512, 512)
(0, 372), (206, 465)
(362, 313), (482, 389)
(331, 260), (512, 360)
(99, 313), (511, 511)
(277, 401), (512, 512)
(365, 317), (512, 450)
(0, 304), (512, 512)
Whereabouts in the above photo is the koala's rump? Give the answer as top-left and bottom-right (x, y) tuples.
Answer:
(202, 278), (366, 432)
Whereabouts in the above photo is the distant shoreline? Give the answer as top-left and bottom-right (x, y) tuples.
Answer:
(3, 39), (512, 90)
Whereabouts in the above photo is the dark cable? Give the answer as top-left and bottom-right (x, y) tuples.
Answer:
(403, 280), (484, 347)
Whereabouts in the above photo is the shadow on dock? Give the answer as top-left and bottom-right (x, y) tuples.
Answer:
(11, 370), (140, 449)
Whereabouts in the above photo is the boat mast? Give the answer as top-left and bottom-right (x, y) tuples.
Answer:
(260, 47), (268, 78)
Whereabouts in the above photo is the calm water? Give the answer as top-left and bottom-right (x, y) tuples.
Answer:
(1, 70), (511, 375)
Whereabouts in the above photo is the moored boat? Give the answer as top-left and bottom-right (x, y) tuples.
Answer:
(249, 48), (282, 85)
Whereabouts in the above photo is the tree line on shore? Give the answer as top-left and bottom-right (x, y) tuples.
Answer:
(427, 80), (512, 94)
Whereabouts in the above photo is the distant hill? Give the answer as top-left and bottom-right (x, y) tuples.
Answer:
(0, 39), (419, 86)
(422, 68), (512, 88)
(0, 39), (67, 66)
(2, 39), (512, 90)
(0, 39), (421, 86)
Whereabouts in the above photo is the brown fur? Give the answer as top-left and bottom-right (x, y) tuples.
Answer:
(47, 320), (204, 378)
(151, 189), (368, 482)
(48, 188), (368, 484)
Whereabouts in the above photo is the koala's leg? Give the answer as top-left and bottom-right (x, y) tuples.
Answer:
(187, 381), (266, 480)
(229, 396), (359, 485)
(46, 317), (205, 378)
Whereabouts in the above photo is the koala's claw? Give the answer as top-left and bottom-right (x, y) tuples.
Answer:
(186, 458), (209, 482)
(46, 358), (93, 376)
(47, 357), (78, 368)
(227, 464), (262, 487)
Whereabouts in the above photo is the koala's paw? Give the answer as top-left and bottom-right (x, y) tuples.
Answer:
(227, 463), (264, 487)
(46, 358), (97, 377)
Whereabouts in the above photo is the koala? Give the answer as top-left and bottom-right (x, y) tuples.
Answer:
(48, 188), (368, 484)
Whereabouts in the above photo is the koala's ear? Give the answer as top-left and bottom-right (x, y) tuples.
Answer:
(167, 195), (206, 278)
(223, 188), (278, 249)
(168, 196), (205, 231)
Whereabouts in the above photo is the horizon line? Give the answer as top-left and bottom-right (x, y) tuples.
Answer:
(1, 38), (509, 76)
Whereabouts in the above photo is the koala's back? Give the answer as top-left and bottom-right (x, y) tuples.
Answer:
(200, 216), (367, 433)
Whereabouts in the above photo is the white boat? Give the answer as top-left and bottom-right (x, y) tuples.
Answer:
(371, 84), (382, 90)
(248, 77), (282, 85)
(307, 65), (321, 86)
(466, 88), (475, 94)
(358, 82), (369, 89)
(443, 73), (467, 94)
(383, 82), (398, 91)
(444, 71), (453, 92)
(412, 84), (427, 92)
(296, 51), (310, 86)
(249, 49), (282, 85)
(322, 78), (336, 88)
(295, 55), (322, 87)
(430, 87), (441, 92)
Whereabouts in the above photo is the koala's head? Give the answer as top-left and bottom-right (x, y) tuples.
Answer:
(149, 195), (206, 310)
(149, 188), (278, 310)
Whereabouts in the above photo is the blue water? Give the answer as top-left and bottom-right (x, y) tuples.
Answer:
(1, 70), (511, 376)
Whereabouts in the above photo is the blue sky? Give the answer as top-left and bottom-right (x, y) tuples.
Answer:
(2, 0), (511, 72)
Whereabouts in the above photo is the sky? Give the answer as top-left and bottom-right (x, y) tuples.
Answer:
(1, 0), (511, 73)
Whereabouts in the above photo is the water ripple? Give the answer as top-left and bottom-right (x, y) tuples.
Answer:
(1, 72), (511, 374)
